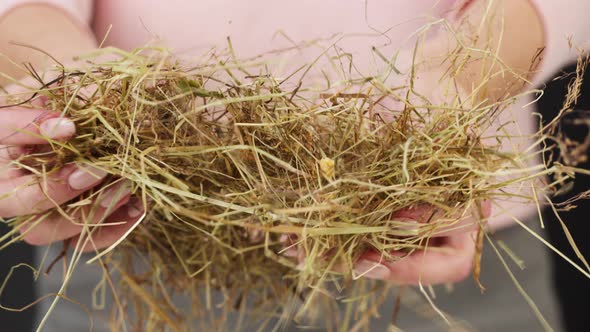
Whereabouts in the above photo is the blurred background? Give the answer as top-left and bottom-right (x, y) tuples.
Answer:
(540, 60), (590, 332)
(0, 223), (35, 330)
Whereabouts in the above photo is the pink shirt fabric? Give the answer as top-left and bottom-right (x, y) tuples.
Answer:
(91, 1), (455, 54)
(2, 1), (461, 79)
(2, 1), (589, 85)
(89, 0), (463, 82)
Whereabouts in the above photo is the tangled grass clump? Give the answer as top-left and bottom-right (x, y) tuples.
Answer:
(2, 25), (585, 331)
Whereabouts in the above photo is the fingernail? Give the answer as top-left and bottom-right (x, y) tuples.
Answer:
(100, 182), (132, 208)
(127, 198), (144, 218)
(40, 117), (76, 139)
(68, 166), (107, 190)
(58, 164), (78, 177)
(353, 260), (391, 280)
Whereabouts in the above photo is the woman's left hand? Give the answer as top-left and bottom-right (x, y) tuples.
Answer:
(352, 201), (492, 285)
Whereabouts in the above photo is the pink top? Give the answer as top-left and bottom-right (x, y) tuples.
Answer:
(1, 1), (464, 79)
(2, 0), (589, 228)
(93, 0), (454, 53)
(2, 1), (588, 85)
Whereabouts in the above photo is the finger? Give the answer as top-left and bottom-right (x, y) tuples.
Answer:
(0, 109), (75, 145)
(0, 145), (28, 180)
(356, 231), (476, 285)
(0, 164), (108, 217)
(430, 200), (492, 237)
(19, 184), (132, 246)
(391, 204), (437, 221)
(73, 198), (145, 253)
(392, 200), (491, 237)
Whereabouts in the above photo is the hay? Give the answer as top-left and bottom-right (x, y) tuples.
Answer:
(0, 18), (586, 331)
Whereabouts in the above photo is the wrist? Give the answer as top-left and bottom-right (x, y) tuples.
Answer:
(526, 0), (590, 87)
(426, 0), (545, 102)
(0, 3), (96, 82)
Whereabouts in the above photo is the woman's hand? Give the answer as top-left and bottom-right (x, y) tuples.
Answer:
(352, 201), (491, 285)
(0, 2), (143, 253)
(283, 202), (492, 285)
(0, 78), (144, 253)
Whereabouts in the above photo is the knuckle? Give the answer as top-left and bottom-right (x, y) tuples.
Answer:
(0, 206), (11, 218)
(0, 204), (22, 218)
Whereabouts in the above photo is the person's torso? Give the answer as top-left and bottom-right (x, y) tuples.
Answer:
(92, 0), (453, 76)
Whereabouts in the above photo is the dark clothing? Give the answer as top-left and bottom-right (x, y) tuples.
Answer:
(538, 62), (590, 332)
(0, 223), (36, 331)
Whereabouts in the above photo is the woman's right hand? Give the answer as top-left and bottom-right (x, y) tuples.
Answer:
(0, 79), (144, 252)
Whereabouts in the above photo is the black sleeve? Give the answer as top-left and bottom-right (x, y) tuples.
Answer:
(537, 61), (590, 332)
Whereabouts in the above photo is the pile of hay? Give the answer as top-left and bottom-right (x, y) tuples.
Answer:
(1, 25), (585, 331)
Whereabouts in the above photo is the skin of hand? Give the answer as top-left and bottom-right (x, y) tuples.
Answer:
(352, 201), (492, 284)
(0, 4), (144, 252)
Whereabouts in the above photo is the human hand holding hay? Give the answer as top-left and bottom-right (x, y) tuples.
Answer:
(281, 199), (492, 284)
(0, 4), (146, 252)
(351, 201), (492, 284)
(0, 72), (146, 251)
(279, 60), (495, 284)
